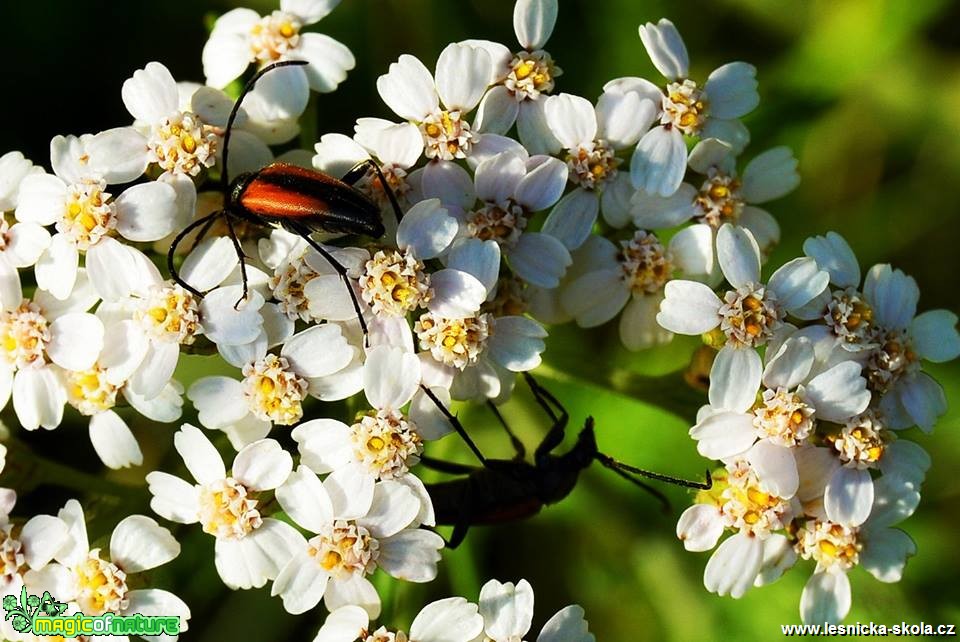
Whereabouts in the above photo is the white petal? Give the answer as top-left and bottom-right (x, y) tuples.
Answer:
(676, 504), (724, 552)
(122, 61), (179, 123)
(709, 345), (762, 412)
(111, 514), (179, 573)
(0, 257), (20, 312)
(324, 465), (374, 519)
(544, 93), (597, 149)
(879, 440), (930, 485)
(35, 233), (78, 300)
(638, 19), (689, 80)
(514, 0), (557, 49)
(421, 160), (476, 211)
(740, 207), (780, 255)
(687, 138), (735, 175)
(223, 130), (273, 179)
(174, 424), (226, 484)
(86, 237), (153, 301)
(863, 264), (918, 331)
(215, 518), (302, 589)
(702, 118), (751, 154)
(435, 43), (492, 112)
(86, 127), (150, 184)
(800, 571), (851, 625)
(689, 411), (756, 460)
(15, 174), (66, 226)
(428, 269), (487, 317)
(409, 386), (454, 440)
(55, 499), (88, 565)
(910, 309), (960, 362)
(124, 588), (191, 637)
(357, 481), (420, 539)
(561, 269), (629, 327)
(202, 31), (253, 89)
(802, 231), (859, 289)
(20, 515), (68, 570)
(703, 62), (759, 119)
(631, 183), (697, 229)
(741, 146), (799, 203)
(275, 465), (335, 532)
(768, 257), (829, 312)
(475, 85), (520, 135)
(514, 156), (567, 212)
(603, 75), (664, 105)
(188, 376), (248, 429)
(446, 238), (500, 296)
(869, 474), (920, 528)
(508, 232), (571, 289)
(292, 33), (355, 93)
(273, 552), (329, 615)
(180, 235), (239, 292)
(47, 312), (103, 371)
(537, 605), (594, 642)
(233, 439), (293, 491)
(746, 441), (799, 498)
(408, 596), (484, 642)
(12, 367), (66, 431)
(4, 222), (51, 268)
(396, 198), (458, 259)
(124, 380), (184, 424)
(376, 528), (444, 583)
(517, 100), (562, 155)
(630, 127), (687, 197)
(364, 346), (421, 410)
(324, 575), (381, 619)
(861, 527), (915, 583)
(281, 0), (341, 23)
(377, 54), (439, 121)
(489, 316), (548, 371)
(657, 280), (721, 334)
(145, 471), (200, 524)
(667, 223), (713, 277)
(895, 372), (947, 432)
(541, 188), (599, 251)
(475, 152), (525, 204)
(824, 466), (874, 526)
(312, 605), (368, 642)
(803, 361), (870, 422)
(600, 172), (635, 228)
(200, 286), (265, 346)
(479, 579), (534, 641)
(89, 410), (143, 469)
(762, 336), (815, 390)
(596, 90), (654, 149)
(0, 151), (38, 211)
(281, 324), (352, 378)
(754, 533), (797, 587)
(703, 533), (762, 598)
(126, 340), (176, 399)
(716, 223), (761, 288)
(115, 181), (177, 242)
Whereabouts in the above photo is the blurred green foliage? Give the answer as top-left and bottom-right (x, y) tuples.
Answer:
(3, 0), (960, 640)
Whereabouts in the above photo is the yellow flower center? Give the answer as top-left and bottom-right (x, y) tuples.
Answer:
(241, 354), (308, 425)
(249, 11), (302, 62)
(360, 249), (430, 317)
(198, 477), (262, 540)
(415, 312), (492, 370)
(74, 550), (128, 615)
(619, 230), (672, 295)
(307, 521), (379, 580)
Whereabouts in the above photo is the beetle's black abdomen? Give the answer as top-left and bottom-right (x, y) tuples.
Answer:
(231, 162), (385, 238)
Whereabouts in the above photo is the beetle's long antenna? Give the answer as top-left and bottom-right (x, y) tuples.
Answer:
(595, 453), (713, 490)
(420, 385), (488, 465)
(167, 211), (224, 298)
(221, 59), (309, 192)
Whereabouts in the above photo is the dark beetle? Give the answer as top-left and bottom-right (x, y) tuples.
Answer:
(422, 374), (711, 548)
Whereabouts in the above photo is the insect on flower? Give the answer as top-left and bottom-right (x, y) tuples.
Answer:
(424, 374), (712, 547)
(167, 60), (403, 336)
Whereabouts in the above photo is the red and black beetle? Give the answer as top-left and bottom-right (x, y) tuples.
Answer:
(167, 60), (402, 336)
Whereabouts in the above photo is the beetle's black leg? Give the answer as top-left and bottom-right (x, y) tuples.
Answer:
(341, 158), (404, 226)
(444, 521), (471, 549)
(523, 374), (570, 462)
(187, 213), (221, 254)
(284, 220), (370, 338)
(167, 211), (223, 299)
(223, 214), (251, 310)
(487, 400), (526, 461)
(419, 455), (479, 475)
(420, 385), (487, 466)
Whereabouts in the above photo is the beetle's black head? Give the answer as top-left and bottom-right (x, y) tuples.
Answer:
(538, 418), (598, 506)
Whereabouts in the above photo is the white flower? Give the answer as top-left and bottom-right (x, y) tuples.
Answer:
(16, 134), (178, 300)
(0, 152), (50, 269)
(691, 335), (871, 499)
(419, 152), (571, 288)
(467, 0), (565, 154)
(479, 578), (595, 642)
(802, 232), (960, 430)
(313, 598), (483, 642)
(376, 44), (493, 162)
(202, 0), (355, 105)
(632, 139), (799, 265)
(146, 425), (299, 590)
(272, 466), (444, 618)
(26, 500), (190, 636)
(540, 91), (655, 247)
(793, 476), (921, 624)
(188, 322), (355, 448)
(607, 18), (759, 196)
(657, 224), (829, 357)
(677, 459), (798, 599)
(0, 493), (69, 598)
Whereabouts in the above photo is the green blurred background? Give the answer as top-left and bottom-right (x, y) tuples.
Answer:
(4, 0), (960, 639)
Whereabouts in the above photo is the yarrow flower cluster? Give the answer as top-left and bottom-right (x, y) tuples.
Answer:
(0, 0), (955, 636)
